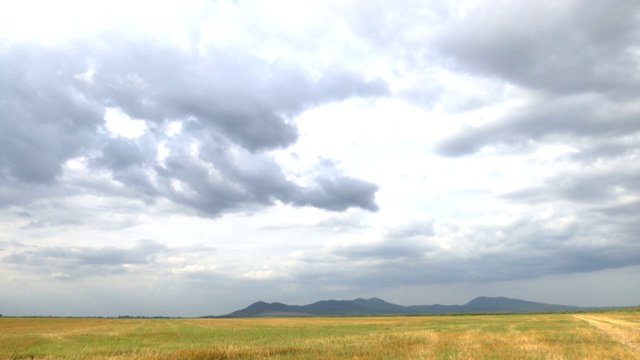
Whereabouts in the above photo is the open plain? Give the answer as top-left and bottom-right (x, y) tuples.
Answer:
(1, 310), (639, 359)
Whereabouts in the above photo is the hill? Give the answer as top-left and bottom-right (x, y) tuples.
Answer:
(215, 296), (585, 317)
(463, 296), (581, 313)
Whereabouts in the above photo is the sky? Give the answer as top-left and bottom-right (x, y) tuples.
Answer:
(1, 0), (640, 317)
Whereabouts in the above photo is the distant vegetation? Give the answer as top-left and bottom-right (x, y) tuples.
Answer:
(1, 310), (639, 359)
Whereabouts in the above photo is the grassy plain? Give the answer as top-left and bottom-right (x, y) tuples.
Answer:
(1, 310), (639, 359)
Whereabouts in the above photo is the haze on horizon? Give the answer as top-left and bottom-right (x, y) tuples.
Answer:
(1, 0), (639, 317)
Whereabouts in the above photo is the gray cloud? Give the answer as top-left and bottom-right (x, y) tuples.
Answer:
(436, 94), (640, 157)
(293, 175), (380, 212)
(3, 240), (167, 278)
(149, 137), (380, 216)
(432, 1), (640, 157)
(0, 36), (387, 216)
(333, 241), (429, 261)
(307, 213), (640, 289)
(435, 1), (640, 95)
(567, 136), (640, 164)
(331, 221), (437, 261)
(499, 164), (640, 257)
(96, 137), (149, 171)
(502, 163), (640, 206)
(0, 46), (103, 183)
(421, 1), (640, 296)
(86, 41), (388, 151)
(385, 220), (434, 240)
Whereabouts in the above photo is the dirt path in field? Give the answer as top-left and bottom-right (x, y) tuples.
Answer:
(575, 314), (640, 354)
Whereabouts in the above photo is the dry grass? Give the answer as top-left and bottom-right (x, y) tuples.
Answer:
(575, 313), (640, 355)
(1, 310), (639, 359)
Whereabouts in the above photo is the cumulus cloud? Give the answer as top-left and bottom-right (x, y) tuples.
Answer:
(0, 36), (387, 216)
(293, 175), (380, 212)
(0, 46), (103, 184)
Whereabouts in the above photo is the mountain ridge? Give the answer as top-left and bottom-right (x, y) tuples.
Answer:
(214, 296), (588, 318)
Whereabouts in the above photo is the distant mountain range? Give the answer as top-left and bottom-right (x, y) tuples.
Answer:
(214, 296), (588, 318)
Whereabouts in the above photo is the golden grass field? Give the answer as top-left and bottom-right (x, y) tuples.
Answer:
(1, 310), (639, 359)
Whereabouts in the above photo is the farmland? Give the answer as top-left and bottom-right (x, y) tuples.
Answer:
(1, 310), (639, 359)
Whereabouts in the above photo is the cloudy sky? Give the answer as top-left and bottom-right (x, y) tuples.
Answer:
(1, 0), (640, 317)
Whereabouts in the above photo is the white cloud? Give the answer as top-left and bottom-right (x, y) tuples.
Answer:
(104, 108), (147, 139)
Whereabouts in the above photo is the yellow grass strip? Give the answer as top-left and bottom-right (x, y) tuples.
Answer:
(576, 314), (640, 355)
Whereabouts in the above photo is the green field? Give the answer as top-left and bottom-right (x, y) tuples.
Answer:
(1, 311), (639, 359)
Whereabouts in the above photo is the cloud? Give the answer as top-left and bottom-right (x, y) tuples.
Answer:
(300, 213), (640, 289)
(435, 94), (640, 157)
(503, 165), (640, 204)
(293, 175), (380, 212)
(86, 41), (388, 151)
(431, 1), (640, 158)
(0, 36), (387, 216)
(385, 220), (434, 240)
(2, 1), (639, 316)
(0, 46), (103, 184)
(96, 137), (148, 171)
(3, 240), (167, 278)
(434, 1), (640, 95)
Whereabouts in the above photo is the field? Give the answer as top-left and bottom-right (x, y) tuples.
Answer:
(1, 310), (639, 359)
